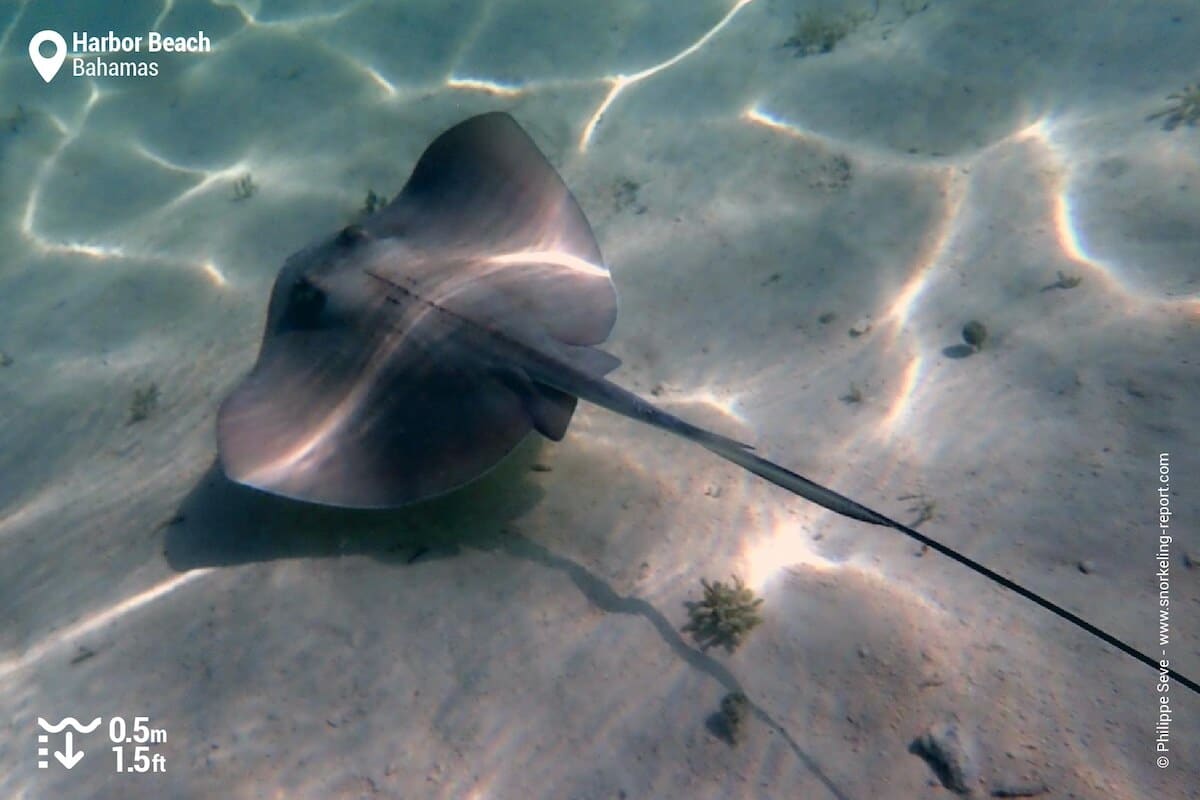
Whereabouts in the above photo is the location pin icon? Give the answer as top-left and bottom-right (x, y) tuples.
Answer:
(29, 30), (67, 83)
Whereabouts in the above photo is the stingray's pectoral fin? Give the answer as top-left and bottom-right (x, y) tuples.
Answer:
(491, 367), (576, 441)
(527, 383), (577, 441)
(490, 340), (623, 442)
(517, 343), (625, 440)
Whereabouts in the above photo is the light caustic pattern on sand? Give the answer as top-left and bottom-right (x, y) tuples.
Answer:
(2, 0), (1198, 714)
(5, 0), (763, 288)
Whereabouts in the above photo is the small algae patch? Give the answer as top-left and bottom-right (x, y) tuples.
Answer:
(683, 575), (764, 652)
(899, 492), (937, 529)
(128, 382), (160, 424)
(1040, 270), (1081, 292)
(612, 178), (646, 214)
(1147, 83), (1200, 131)
(232, 173), (256, 201)
(713, 691), (750, 745)
(784, 8), (870, 57)
(361, 189), (388, 216)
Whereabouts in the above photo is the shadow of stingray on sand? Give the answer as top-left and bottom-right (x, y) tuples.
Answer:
(163, 441), (850, 799)
(163, 454), (540, 571)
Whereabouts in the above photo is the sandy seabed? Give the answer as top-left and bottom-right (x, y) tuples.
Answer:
(1, 1), (1198, 798)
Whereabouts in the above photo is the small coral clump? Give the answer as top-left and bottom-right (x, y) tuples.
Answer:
(683, 575), (764, 652)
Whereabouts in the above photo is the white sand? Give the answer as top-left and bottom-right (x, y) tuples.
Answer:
(1, 0), (1197, 797)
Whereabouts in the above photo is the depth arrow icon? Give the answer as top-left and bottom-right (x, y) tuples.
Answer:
(54, 731), (84, 769)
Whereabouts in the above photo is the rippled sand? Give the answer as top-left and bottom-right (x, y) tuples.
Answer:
(1, 1), (1197, 797)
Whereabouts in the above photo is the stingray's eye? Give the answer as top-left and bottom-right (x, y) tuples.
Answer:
(280, 277), (326, 330)
(336, 224), (368, 247)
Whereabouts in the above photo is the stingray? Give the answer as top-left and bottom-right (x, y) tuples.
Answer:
(217, 112), (1196, 695)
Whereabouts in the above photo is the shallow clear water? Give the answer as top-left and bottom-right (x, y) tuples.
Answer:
(1, 1), (1198, 797)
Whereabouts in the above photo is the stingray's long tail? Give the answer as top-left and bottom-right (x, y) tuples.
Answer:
(556, 368), (1200, 696)
(693, 428), (1199, 696)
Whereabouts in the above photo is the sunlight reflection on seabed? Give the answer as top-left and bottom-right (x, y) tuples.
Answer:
(446, 0), (758, 154)
(8, 0), (1196, 700)
(14, 0), (769, 299)
(730, 104), (1200, 591)
(664, 385), (749, 428)
(0, 570), (211, 683)
(17, 80), (233, 287)
(11, 0), (1200, 324)
(740, 105), (966, 440)
(742, 519), (838, 586)
(743, 107), (1199, 427)
(577, 0), (757, 152)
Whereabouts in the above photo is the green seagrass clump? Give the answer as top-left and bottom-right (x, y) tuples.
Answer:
(683, 575), (764, 652)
